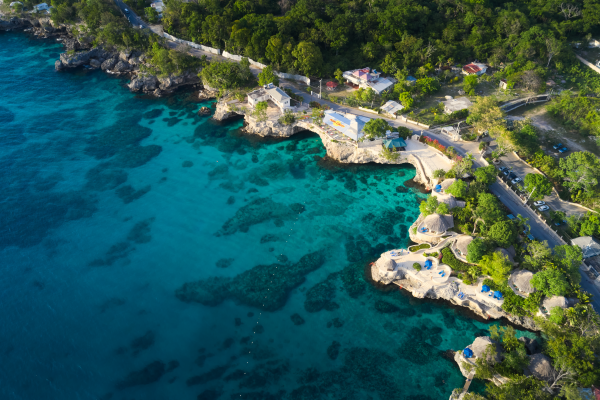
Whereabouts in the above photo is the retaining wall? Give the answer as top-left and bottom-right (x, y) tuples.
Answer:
(162, 33), (221, 55)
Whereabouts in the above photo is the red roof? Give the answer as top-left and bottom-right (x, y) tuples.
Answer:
(326, 81), (338, 87)
(463, 64), (482, 74)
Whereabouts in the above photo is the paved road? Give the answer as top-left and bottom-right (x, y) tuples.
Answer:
(113, 0), (148, 29)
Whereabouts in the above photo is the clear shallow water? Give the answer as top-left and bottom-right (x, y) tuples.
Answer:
(0, 33), (532, 400)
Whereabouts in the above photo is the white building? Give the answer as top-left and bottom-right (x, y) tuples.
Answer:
(10, 1), (23, 6)
(247, 83), (291, 111)
(342, 67), (394, 94)
(442, 97), (472, 114)
(323, 110), (370, 141)
(572, 236), (600, 259)
(380, 100), (404, 116)
(150, 0), (164, 12)
(462, 63), (488, 76)
(33, 2), (49, 11)
(440, 126), (461, 140)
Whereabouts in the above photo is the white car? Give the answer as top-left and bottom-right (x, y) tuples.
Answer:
(538, 205), (550, 212)
(533, 201), (545, 206)
(511, 177), (522, 184)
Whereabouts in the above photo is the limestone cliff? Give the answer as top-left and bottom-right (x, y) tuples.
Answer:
(213, 101), (433, 187)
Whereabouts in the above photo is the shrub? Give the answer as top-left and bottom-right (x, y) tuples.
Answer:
(409, 243), (430, 252)
(441, 247), (470, 272)
(279, 110), (296, 125)
(413, 262), (422, 271)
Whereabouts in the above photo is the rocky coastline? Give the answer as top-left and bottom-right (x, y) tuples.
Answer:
(1, 16), (203, 97)
(213, 101), (434, 188)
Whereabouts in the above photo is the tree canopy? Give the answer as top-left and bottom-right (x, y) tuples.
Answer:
(446, 179), (467, 199)
(362, 118), (391, 140)
(523, 173), (553, 201)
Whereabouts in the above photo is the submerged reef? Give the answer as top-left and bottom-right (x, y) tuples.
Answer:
(176, 250), (326, 311)
(116, 360), (165, 389)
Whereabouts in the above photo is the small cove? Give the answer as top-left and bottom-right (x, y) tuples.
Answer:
(0, 32), (535, 400)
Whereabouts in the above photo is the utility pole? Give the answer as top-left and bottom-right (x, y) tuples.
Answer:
(319, 79), (322, 99)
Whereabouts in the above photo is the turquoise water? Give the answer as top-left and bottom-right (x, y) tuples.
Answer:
(0, 32), (523, 400)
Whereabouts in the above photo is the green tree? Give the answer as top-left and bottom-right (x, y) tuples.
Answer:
(523, 240), (552, 271)
(553, 245), (583, 284)
(467, 96), (505, 135)
(559, 151), (600, 193)
(579, 214), (600, 237)
(436, 202), (449, 215)
(433, 169), (446, 179)
(398, 91), (414, 109)
(292, 41), (322, 76)
(257, 65), (279, 87)
(463, 74), (478, 95)
(488, 220), (517, 247)
(474, 165), (498, 186)
(361, 88), (376, 107)
(446, 179), (468, 199)
(531, 267), (570, 296)
(252, 101), (268, 121)
(419, 195), (439, 217)
(473, 192), (504, 234)
(467, 237), (488, 263)
(311, 107), (324, 124)
(416, 77), (440, 95)
(549, 306), (565, 325)
(202, 15), (230, 49)
(480, 251), (513, 285)
(199, 60), (250, 90)
(485, 376), (552, 400)
(334, 68), (344, 85)
(144, 7), (159, 23)
(523, 173), (553, 201)
(362, 118), (390, 140)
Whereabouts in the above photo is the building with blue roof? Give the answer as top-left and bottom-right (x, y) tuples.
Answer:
(323, 110), (370, 141)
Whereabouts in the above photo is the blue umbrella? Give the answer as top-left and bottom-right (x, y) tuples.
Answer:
(434, 184), (442, 192)
(463, 348), (474, 358)
(481, 285), (490, 293)
(494, 291), (503, 299)
(425, 260), (432, 268)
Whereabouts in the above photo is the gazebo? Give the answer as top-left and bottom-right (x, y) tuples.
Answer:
(326, 81), (338, 91)
(379, 257), (396, 272)
(383, 137), (407, 151)
(455, 236), (474, 258)
(471, 337), (502, 363)
(439, 178), (456, 192)
(421, 213), (454, 235)
(510, 270), (535, 295)
(542, 296), (576, 313)
(495, 246), (516, 265)
(525, 354), (555, 382)
(432, 192), (466, 209)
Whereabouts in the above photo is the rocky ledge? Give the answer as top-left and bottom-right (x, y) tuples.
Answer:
(213, 101), (433, 187)
(370, 261), (539, 332)
(55, 45), (201, 97)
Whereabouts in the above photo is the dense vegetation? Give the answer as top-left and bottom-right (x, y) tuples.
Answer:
(49, 0), (158, 50)
(161, 0), (600, 77)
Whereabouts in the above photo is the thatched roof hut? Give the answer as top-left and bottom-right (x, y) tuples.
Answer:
(440, 178), (456, 191)
(432, 192), (466, 208)
(471, 336), (502, 363)
(495, 246), (516, 264)
(382, 257), (396, 272)
(455, 236), (474, 257)
(510, 269), (535, 294)
(422, 213), (454, 233)
(543, 296), (576, 311)
(525, 354), (555, 382)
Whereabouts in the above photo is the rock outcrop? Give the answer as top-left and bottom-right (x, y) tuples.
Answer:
(57, 47), (109, 69)
(212, 101), (432, 187)
(128, 74), (159, 92)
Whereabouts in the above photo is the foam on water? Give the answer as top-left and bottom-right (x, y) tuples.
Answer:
(0, 32), (533, 400)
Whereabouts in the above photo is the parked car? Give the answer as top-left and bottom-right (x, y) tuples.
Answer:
(533, 201), (545, 206)
(499, 166), (508, 172)
(538, 205), (550, 212)
(553, 143), (563, 150)
(508, 172), (517, 180)
(558, 147), (569, 153)
(511, 177), (522, 184)
(527, 234), (535, 241)
(502, 169), (510, 176)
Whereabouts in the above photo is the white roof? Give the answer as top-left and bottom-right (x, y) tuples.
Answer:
(264, 83), (290, 103)
(366, 77), (394, 94)
(443, 97), (472, 112)
(34, 2), (48, 8)
(571, 236), (600, 258)
(381, 100), (404, 115)
(10, 1), (23, 5)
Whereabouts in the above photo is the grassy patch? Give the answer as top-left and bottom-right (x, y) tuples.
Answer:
(440, 247), (470, 272)
(409, 243), (430, 252)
